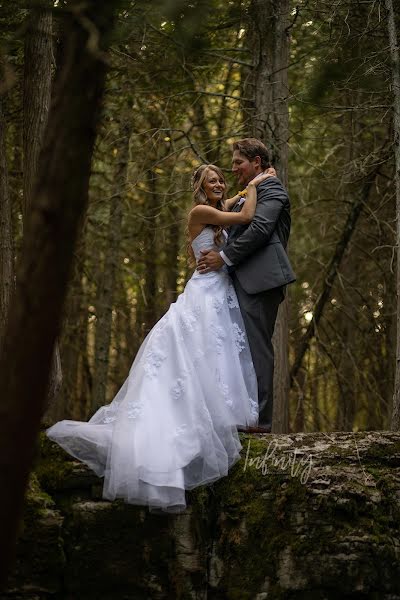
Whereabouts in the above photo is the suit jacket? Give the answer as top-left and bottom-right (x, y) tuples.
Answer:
(223, 177), (296, 295)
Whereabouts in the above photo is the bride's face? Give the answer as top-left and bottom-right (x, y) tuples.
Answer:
(203, 170), (225, 206)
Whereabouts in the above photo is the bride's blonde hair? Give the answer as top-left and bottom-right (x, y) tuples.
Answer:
(186, 164), (226, 266)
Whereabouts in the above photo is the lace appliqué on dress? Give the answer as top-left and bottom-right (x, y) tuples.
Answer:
(102, 406), (117, 424)
(180, 304), (201, 333)
(227, 284), (239, 309)
(193, 348), (205, 364)
(212, 324), (227, 354)
(127, 400), (143, 420)
(174, 424), (188, 438)
(232, 322), (246, 353)
(101, 396), (144, 423)
(144, 348), (167, 378)
(212, 296), (225, 313)
(220, 381), (233, 409)
(249, 397), (259, 422)
(171, 378), (185, 401)
(216, 369), (233, 409)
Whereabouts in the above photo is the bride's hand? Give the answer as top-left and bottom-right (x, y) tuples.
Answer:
(250, 167), (277, 187)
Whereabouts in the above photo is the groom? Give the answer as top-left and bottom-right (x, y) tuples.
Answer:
(197, 138), (295, 433)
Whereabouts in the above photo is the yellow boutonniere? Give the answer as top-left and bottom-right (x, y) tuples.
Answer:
(238, 188), (248, 197)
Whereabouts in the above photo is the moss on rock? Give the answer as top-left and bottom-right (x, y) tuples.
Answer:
(34, 432), (77, 492)
(3, 431), (400, 599)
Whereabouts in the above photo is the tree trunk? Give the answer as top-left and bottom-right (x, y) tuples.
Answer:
(335, 324), (356, 431)
(23, 5), (63, 411)
(0, 98), (14, 356)
(246, 0), (291, 432)
(386, 271), (397, 426)
(142, 169), (160, 335)
(113, 276), (133, 389)
(76, 270), (93, 420)
(23, 6), (52, 220)
(208, 59), (235, 165)
(92, 123), (130, 412)
(0, 0), (118, 586)
(163, 216), (180, 309)
(386, 0), (400, 430)
(311, 366), (321, 431)
(293, 365), (305, 433)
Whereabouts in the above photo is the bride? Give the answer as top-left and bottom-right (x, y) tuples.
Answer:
(47, 164), (272, 513)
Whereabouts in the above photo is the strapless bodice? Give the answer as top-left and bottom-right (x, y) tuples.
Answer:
(191, 227), (221, 261)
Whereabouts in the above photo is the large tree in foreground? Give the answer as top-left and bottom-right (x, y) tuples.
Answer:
(0, 0), (119, 587)
(0, 96), (13, 356)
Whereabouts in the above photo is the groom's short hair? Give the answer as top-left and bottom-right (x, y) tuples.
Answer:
(232, 138), (270, 169)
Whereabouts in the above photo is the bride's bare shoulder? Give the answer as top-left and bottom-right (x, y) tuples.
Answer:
(187, 218), (205, 242)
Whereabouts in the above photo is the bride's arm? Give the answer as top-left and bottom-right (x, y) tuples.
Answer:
(189, 192), (256, 227)
(223, 167), (277, 211)
(224, 193), (241, 211)
(189, 171), (273, 228)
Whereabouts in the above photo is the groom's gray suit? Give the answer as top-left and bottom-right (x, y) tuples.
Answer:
(222, 176), (295, 428)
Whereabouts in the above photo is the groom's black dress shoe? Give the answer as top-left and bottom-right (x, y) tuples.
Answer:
(237, 425), (272, 434)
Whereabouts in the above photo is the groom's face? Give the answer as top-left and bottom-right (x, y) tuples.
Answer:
(232, 150), (260, 187)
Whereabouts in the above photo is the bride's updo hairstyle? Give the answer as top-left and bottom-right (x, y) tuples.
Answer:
(187, 164), (226, 266)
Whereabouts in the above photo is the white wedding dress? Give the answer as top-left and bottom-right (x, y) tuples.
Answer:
(47, 227), (258, 513)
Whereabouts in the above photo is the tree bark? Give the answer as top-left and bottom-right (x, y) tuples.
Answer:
(246, 0), (291, 433)
(385, 0), (400, 430)
(92, 123), (130, 412)
(23, 6), (52, 220)
(142, 168), (160, 335)
(76, 270), (93, 420)
(23, 4), (63, 411)
(0, 0), (118, 587)
(164, 217), (180, 309)
(335, 323), (356, 431)
(0, 97), (14, 356)
(208, 59), (235, 165)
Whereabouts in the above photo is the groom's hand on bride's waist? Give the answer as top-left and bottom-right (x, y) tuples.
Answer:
(197, 250), (224, 273)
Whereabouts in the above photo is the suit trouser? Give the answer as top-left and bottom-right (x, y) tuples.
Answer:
(231, 273), (284, 428)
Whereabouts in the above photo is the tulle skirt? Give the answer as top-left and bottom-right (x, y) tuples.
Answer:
(47, 268), (258, 513)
